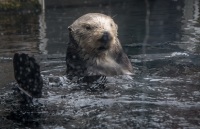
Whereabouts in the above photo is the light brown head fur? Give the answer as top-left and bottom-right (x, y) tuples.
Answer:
(68, 13), (119, 56)
(67, 13), (133, 76)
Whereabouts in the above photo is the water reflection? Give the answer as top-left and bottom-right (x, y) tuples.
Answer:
(180, 0), (200, 53)
(39, 12), (48, 54)
(0, 12), (41, 88)
(0, 12), (40, 56)
(0, 0), (200, 128)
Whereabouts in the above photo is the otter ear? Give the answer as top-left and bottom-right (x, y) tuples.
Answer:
(68, 26), (73, 32)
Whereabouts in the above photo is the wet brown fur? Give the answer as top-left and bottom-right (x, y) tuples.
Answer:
(66, 13), (133, 77)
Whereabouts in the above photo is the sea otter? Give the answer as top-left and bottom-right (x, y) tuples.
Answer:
(66, 13), (133, 78)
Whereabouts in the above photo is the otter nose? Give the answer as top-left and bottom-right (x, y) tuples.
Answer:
(99, 31), (110, 43)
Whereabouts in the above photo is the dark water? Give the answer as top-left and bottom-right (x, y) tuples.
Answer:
(1, 0), (200, 128)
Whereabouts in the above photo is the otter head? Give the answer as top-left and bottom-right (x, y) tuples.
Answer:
(68, 13), (119, 56)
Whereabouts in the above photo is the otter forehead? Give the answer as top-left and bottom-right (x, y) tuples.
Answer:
(70, 13), (117, 31)
(82, 13), (112, 24)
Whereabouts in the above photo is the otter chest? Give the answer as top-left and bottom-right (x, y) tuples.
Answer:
(87, 56), (131, 76)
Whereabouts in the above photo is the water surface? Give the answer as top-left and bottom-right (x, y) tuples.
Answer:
(0, 0), (200, 128)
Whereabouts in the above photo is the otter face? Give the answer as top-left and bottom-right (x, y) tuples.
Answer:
(68, 13), (118, 55)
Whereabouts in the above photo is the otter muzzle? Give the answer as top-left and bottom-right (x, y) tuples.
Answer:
(99, 31), (112, 44)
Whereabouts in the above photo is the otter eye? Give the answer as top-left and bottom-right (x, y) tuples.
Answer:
(84, 25), (92, 30)
(110, 23), (113, 27)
